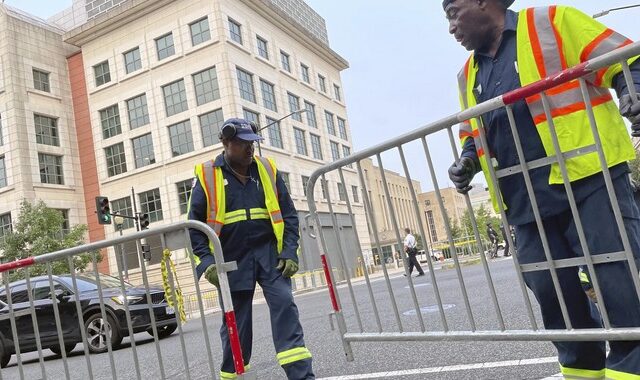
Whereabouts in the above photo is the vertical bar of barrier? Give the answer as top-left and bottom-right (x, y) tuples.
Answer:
(4, 273), (25, 379)
(337, 166), (383, 332)
(375, 152), (425, 331)
(23, 270), (47, 379)
(46, 263), (71, 380)
(579, 78), (640, 300)
(182, 228), (216, 378)
(321, 173), (364, 332)
(91, 255), (118, 380)
(356, 161), (400, 332)
(135, 240), (166, 379)
(539, 92), (611, 327)
(66, 257), (94, 378)
(111, 248), (142, 380)
(159, 236), (191, 380)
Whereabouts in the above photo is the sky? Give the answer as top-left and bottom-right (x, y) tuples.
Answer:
(7, 0), (640, 191)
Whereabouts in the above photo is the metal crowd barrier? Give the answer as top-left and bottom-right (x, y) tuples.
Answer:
(0, 220), (252, 380)
(305, 41), (640, 361)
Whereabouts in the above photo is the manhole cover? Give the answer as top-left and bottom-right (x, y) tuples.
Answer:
(403, 304), (456, 316)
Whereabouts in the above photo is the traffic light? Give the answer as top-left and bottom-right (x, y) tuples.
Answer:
(139, 213), (150, 230)
(95, 196), (111, 225)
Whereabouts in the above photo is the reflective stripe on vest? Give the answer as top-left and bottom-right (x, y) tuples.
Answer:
(196, 156), (285, 254)
(457, 6), (636, 212)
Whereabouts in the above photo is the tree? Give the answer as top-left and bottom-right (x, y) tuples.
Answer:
(0, 200), (98, 282)
(459, 204), (503, 242)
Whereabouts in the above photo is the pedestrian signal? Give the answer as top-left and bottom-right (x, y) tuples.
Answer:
(95, 196), (111, 225)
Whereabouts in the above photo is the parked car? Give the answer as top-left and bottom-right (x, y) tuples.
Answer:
(0, 274), (178, 367)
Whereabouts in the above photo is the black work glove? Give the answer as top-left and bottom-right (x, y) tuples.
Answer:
(448, 157), (476, 194)
(619, 93), (640, 137)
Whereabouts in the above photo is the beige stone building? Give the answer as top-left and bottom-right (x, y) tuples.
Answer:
(0, 0), (369, 293)
(418, 187), (467, 247)
(360, 158), (423, 264)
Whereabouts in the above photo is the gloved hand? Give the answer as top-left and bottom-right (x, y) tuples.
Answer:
(276, 259), (299, 278)
(619, 93), (640, 137)
(448, 157), (476, 194)
(204, 264), (219, 288)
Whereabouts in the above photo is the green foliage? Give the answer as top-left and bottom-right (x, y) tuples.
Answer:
(0, 200), (98, 282)
(459, 204), (503, 241)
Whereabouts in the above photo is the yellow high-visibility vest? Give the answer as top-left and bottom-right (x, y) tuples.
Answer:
(457, 6), (637, 212)
(193, 155), (285, 254)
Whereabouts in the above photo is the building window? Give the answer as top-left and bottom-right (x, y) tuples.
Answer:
(155, 33), (175, 60)
(256, 36), (269, 59)
(190, 17), (211, 46)
(334, 84), (342, 101)
(162, 79), (188, 117)
(93, 61), (111, 86)
(280, 171), (290, 191)
(325, 111), (335, 135)
(111, 197), (134, 230)
(318, 74), (326, 93)
(127, 94), (149, 129)
(300, 63), (310, 83)
(56, 209), (70, 236)
(310, 134), (323, 160)
(100, 105), (122, 139)
(337, 183), (347, 202)
(0, 156), (6, 188)
(426, 210), (438, 242)
(0, 115), (3, 146)
(293, 128), (307, 156)
(304, 101), (317, 128)
(123, 47), (142, 74)
(242, 109), (260, 132)
(338, 117), (347, 140)
(176, 179), (193, 215)
(321, 179), (327, 199)
(33, 69), (50, 92)
(34, 114), (59, 146)
(342, 145), (352, 168)
(139, 188), (163, 222)
(193, 67), (220, 106)
(266, 117), (283, 149)
(168, 120), (194, 157)
(236, 68), (256, 103)
(199, 109), (224, 147)
(0, 213), (11, 242)
(280, 50), (291, 72)
(38, 153), (64, 184)
(352, 185), (359, 203)
(132, 133), (155, 168)
(228, 18), (243, 44)
(301, 175), (309, 197)
(330, 141), (340, 161)
(287, 93), (302, 121)
(260, 79), (277, 112)
(104, 142), (127, 177)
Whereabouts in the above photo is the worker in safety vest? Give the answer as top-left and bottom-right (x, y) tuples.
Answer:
(444, 0), (640, 378)
(188, 118), (314, 379)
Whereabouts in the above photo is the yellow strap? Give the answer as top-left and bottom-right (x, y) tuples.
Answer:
(161, 249), (187, 323)
(276, 346), (312, 366)
(219, 364), (251, 379)
(605, 368), (640, 380)
(560, 364), (605, 379)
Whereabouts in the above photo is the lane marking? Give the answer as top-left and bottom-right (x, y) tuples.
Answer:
(316, 356), (558, 379)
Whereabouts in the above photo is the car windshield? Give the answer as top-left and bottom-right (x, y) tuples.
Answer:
(59, 275), (132, 293)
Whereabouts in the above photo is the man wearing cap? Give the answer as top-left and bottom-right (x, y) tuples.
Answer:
(188, 118), (314, 379)
(444, 0), (640, 378)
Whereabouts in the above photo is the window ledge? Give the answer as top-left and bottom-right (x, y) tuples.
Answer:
(89, 80), (117, 95)
(255, 55), (276, 69)
(33, 183), (75, 191)
(279, 68), (297, 80)
(226, 39), (252, 55)
(333, 98), (345, 106)
(27, 89), (62, 101)
(0, 185), (15, 195)
(150, 54), (183, 71)
(319, 90), (332, 101)
(185, 38), (220, 56)
(301, 81), (315, 91)
(119, 67), (150, 84)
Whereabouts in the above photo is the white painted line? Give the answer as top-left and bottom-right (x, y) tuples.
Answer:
(317, 356), (558, 380)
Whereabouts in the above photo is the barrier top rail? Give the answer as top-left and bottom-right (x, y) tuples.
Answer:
(305, 41), (640, 212)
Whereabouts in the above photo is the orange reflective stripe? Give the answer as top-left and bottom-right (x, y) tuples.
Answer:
(270, 210), (283, 224)
(527, 8), (547, 78)
(532, 93), (612, 124)
(477, 147), (485, 157)
(548, 6), (568, 70)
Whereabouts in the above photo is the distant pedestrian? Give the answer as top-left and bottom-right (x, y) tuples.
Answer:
(486, 223), (499, 259)
(403, 228), (425, 277)
(500, 223), (511, 257)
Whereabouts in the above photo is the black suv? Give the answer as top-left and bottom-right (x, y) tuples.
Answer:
(0, 274), (178, 367)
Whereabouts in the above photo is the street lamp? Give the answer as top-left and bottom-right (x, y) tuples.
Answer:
(113, 215), (128, 280)
(593, 4), (640, 18)
(256, 108), (308, 156)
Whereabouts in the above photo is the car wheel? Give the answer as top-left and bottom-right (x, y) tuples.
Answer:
(0, 340), (9, 368)
(148, 323), (177, 339)
(84, 313), (122, 354)
(50, 343), (77, 356)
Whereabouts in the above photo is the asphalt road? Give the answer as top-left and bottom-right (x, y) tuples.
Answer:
(0, 256), (562, 380)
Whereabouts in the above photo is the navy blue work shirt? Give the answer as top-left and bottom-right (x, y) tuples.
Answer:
(461, 9), (640, 225)
(188, 153), (299, 291)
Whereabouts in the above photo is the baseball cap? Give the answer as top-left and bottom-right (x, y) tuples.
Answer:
(442, 0), (514, 10)
(221, 118), (264, 142)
